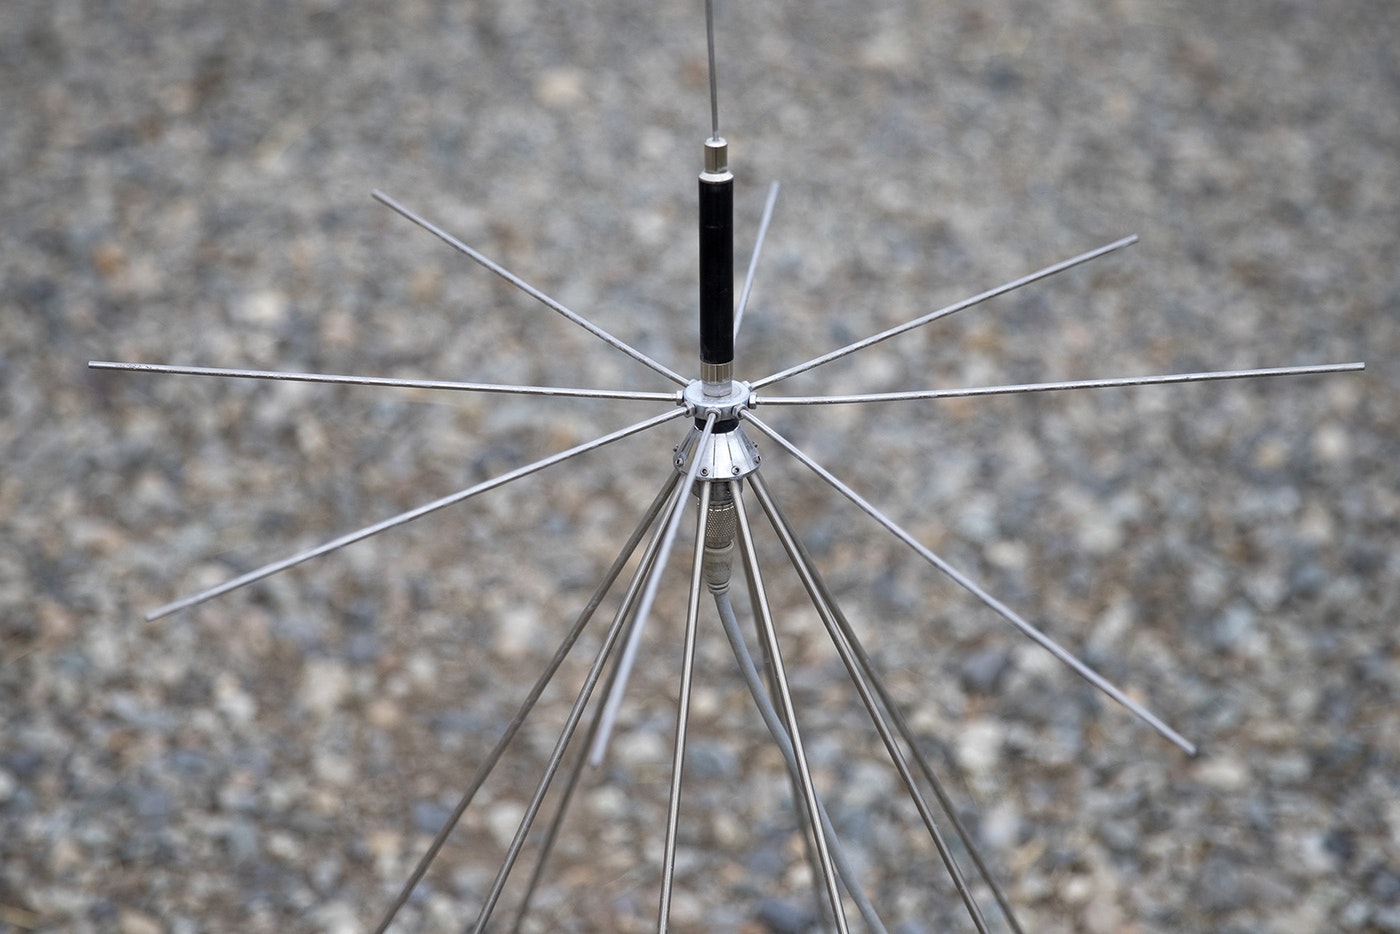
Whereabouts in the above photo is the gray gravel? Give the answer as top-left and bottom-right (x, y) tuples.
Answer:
(3, 0), (1397, 931)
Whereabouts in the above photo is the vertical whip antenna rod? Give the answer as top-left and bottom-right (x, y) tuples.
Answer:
(699, 0), (734, 398)
(705, 0), (720, 141)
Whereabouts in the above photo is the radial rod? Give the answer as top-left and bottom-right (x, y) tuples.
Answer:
(753, 475), (1027, 934)
(755, 361), (1367, 405)
(713, 589), (888, 933)
(372, 471), (680, 934)
(372, 190), (688, 386)
(751, 235), (1138, 390)
(88, 360), (681, 403)
(745, 413), (1199, 756)
(508, 496), (676, 932)
(658, 481), (712, 932)
(146, 408), (684, 621)
(469, 471), (697, 931)
(731, 481), (851, 932)
(750, 473), (991, 934)
(589, 412), (720, 765)
(738, 563), (831, 928)
(734, 181), (781, 340)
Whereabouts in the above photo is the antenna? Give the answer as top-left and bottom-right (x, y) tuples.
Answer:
(87, 0), (1366, 929)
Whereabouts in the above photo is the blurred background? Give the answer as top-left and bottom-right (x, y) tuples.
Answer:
(2, 0), (1395, 930)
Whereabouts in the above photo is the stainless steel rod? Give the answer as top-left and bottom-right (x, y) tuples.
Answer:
(738, 559), (832, 929)
(755, 361), (1367, 405)
(658, 481), (712, 931)
(88, 360), (682, 403)
(509, 478), (682, 932)
(373, 471), (680, 934)
(744, 413), (1199, 756)
(705, 0), (720, 140)
(752, 474), (1027, 934)
(145, 408), (684, 621)
(733, 181), (781, 340)
(470, 470), (697, 931)
(751, 473), (991, 934)
(373, 190), (689, 386)
(731, 481), (851, 932)
(590, 413), (719, 765)
(713, 588), (887, 933)
(751, 235), (1137, 390)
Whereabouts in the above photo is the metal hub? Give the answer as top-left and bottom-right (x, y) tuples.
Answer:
(673, 420), (761, 480)
(682, 377), (752, 422)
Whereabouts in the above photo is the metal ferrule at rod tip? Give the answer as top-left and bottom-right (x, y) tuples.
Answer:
(702, 137), (730, 177)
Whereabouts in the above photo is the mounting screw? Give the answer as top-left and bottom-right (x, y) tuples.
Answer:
(731, 466), (741, 475)
(700, 468), (709, 476)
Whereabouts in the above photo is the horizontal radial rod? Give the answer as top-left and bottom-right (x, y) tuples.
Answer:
(146, 408), (685, 621)
(372, 190), (689, 387)
(744, 413), (1198, 756)
(755, 361), (1366, 405)
(88, 361), (682, 403)
(751, 235), (1137, 390)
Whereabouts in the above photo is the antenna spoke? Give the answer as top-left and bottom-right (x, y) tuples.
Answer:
(755, 361), (1366, 405)
(744, 413), (1198, 756)
(372, 190), (689, 386)
(761, 470), (1036, 934)
(589, 413), (719, 765)
(713, 587), (887, 933)
(751, 236), (1138, 390)
(146, 408), (684, 621)
(731, 481), (851, 932)
(751, 472), (993, 933)
(468, 472), (690, 933)
(657, 481), (711, 931)
(89, 360), (681, 403)
(756, 476), (1030, 934)
(373, 471), (680, 934)
(509, 499), (676, 930)
(733, 181), (781, 340)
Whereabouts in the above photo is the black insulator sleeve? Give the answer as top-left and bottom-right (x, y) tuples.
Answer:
(698, 174), (734, 366)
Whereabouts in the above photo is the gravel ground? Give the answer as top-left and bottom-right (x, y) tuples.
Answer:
(3, 0), (1396, 931)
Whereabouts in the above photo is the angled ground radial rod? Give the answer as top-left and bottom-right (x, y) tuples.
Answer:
(372, 471), (681, 934)
(731, 480), (851, 932)
(657, 480), (712, 931)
